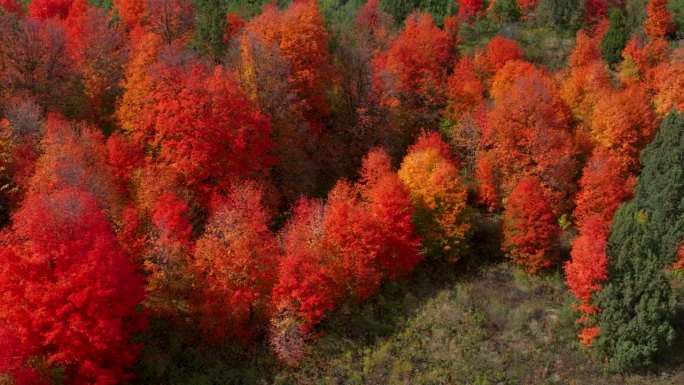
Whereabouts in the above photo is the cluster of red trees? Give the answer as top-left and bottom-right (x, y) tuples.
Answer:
(0, 0), (682, 382)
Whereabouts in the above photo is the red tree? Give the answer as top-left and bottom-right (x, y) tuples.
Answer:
(644, 0), (675, 39)
(28, 0), (73, 19)
(485, 36), (524, 73)
(359, 148), (422, 278)
(65, 0), (129, 126)
(138, 61), (274, 204)
(457, 0), (484, 23)
(190, 182), (278, 341)
(476, 70), (575, 213)
(0, 188), (145, 385)
(564, 147), (634, 345)
(502, 176), (560, 273)
(0, 0), (23, 15)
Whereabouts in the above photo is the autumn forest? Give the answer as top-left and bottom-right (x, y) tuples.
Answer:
(0, 0), (683, 384)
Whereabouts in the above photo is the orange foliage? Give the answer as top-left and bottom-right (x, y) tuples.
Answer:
(116, 31), (163, 134)
(447, 56), (485, 121)
(477, 70), (575, 212)
(560, 61), (611, 125)
(399, 132), (471, 262)
(490, 60), (536, 101)
(485, 36), (524, 73)
(644, 0), (675, 39)
(245, 0), (333, 132)
(114, 0), (147, 26)
(591, 85), (657, 171)
(653, 49), (684, 115)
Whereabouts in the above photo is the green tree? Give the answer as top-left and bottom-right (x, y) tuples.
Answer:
(634, 111), (684, 264)
(601, 8), (628, 65)
(595, 112), (684, 372)
(419, 0), (456, 25)
(625, 0), (648, 34)
(380, 0), (419, 23)
(669, 0), (684, 38)
(192, 0), (228, 61)
(595, 203), (676, 372)
(536, 0), (585, 33)
(491, 0), (520, 24)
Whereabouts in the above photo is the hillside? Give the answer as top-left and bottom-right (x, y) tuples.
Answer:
(134, 262), (684, 384)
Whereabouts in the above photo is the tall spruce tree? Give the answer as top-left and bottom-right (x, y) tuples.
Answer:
(634, 111), (684, 264)
(193, 0), (228, 61)
(595, 112), (684, 372)
(601, 8), (629, 65)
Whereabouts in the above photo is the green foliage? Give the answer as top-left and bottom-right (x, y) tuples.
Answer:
(669, 0), (684, 38)
(595, 203), (677, 372)
(491, 0), (521, 24)
(536, 0), (585, 33)
(88, 0), (113, 8)
(625, 0), (648, 35)
(601, 8), (628, 65)
(418, 0), (456, 25)
(192, 0), (229, 61)
(634, 111), (684, 264)
(380, 0), (419, 23)
(595, 113), (684, 372)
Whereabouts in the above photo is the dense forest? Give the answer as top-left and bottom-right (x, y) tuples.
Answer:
(0, 0), (683, 384)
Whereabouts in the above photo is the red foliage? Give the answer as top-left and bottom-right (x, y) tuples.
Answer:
(272, 199), (336, 331)
(0, 188), (145, 385)
(373, 13), (452, 108)
(447, 57), (485, 120)
(106, 133), (145, 186)
(502, 176), (561, 273)
(585, 0), (609, 23)
(28, 0), (73, 19)
(517, 0), (537, 19)
(644, 0), (675, 39)
(30, 114), (123, 215)
(359, 148), (422, 278)
(224, 12), (245, 42)
(190, 182), (278, 341)
(564, 147), (635, 345)
(573, 147), (635, 230)
(477, 70), (575, 212)
(485, 36), (524, 73)
(457, 0), (484, 23)
(138, 62), (273, 203)
(65, 0), (128, 125)
(0, 0), (23, 15)
(0, 17), (74, 112)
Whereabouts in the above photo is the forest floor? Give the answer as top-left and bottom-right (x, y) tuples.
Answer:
(134, 261), (684, 385)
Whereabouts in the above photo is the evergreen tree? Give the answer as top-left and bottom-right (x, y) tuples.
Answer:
(601, 8), (628, 65)
(595, 203), (676, 372)
(491, 0), (521, 24)
(634, 111), (684, 264)
(595, 112), (684, 372)
(380, 0), (419, 23)
(537, 0), (585, 33)
(193, 0), (228, 61)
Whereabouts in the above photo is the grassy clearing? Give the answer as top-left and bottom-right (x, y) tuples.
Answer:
(133, 260), (684, 385)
